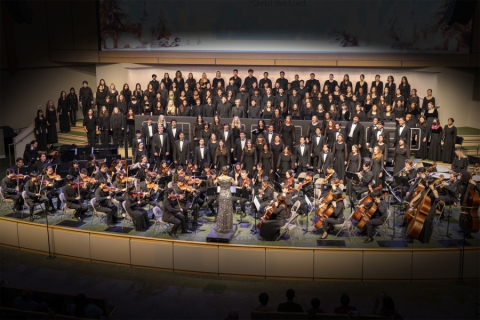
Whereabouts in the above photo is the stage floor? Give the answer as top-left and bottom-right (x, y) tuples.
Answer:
(1, 200), (478, 250)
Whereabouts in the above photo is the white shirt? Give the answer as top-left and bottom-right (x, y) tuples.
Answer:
(300, 145), (305, 155)
(349, 123), (357, 138)
(159, 134), (163, 146)
(376, 129), (383, 140)
(323, 153), (327, 161)
(268, 132), (273, 143)
(172, 127), (176, 137)
(180, 140), (183, 151)
(224, 131), (229, 141)
(316, 136), (321, 145)
(399, 125), (405, 136)
(148, 125), (153, 137)
(241, 139), (245, 150)
(200, 146), (204, 158)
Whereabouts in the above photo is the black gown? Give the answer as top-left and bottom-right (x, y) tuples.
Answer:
(280, 124), (295, 150)
(326, 128), (336, 150)
(428, 127), (443, 161)
(416, 123), (428, 159)
(241, 149), (256, 178)
(125, 195), (150, 231)
(34, 117), (48, 151)
(346, 152), (361, 195)
(58, 98), (71, 132)
(215, 150), (230, 169)
(260, 151), (274, 178)
(278, 153), (293, 175)
(371, 156), (384, 187)
(333, 142), (346, 180)
(441, 125), (456, 164)
(394, 146), (409, 174)
(46, 108), (58, 144)
(271, 143), (284, 177)
(208, 141), (218, 165)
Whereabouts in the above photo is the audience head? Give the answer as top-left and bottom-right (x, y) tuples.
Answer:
(286, 289), (295, 301)
(340, 293), (350, 307)
(258, 292), (269, 306)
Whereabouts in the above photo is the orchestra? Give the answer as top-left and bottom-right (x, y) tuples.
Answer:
(2, 71), (479, 247)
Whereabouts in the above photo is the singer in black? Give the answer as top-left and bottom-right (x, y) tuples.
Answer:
(62, 175), (88, 221)
(24, 172), (49, 221)
(2, 169), (24, 212)
(319, 189), (345, 239)
(162, 188), (193, 238)
(94, 178), (118, 226)
(362, 190), (388, 243)
(79, 81), (93, 118)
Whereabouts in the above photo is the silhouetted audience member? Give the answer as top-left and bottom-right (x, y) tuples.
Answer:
(373, 295), (401, 318)
(277, 289), (303, 313)
(334, 293), (357, 314)
(252, 292), (274, 312)
(306, 297), (325, 316)
(66, 293), (103, 319)
(12, 290), (39, 311)
(224, 310), (239, 320)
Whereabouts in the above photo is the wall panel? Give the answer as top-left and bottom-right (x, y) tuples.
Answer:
(412, 250), (460, 279)
(17, 223), (50, 252)
(314, 251), (362, 279)
(363, 251), (412, 280)
(90, 234), (130, 264)
(0, 219), (18, 247)
(50, 229), (90, 259)
(219, 247), (265, 276)
(266, 249), (313, 278)
(174, 243), (218, 274)
(130, 239), (173, 269)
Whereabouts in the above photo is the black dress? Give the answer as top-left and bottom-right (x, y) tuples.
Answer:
(215, 150), (230, 169)
(241, 149), (256, 177)
(428, 126), (443, 161)
(260, 206), (286, 241)
(333, 142), (346, 180)
(326, 128), (336, 150)
(280, 124), (295, 150)
(125, 195), (150, 231)
(260, 151), (274, 178)
(451, 157), (469, 173)
(58, 98), (71, 132)
(208, 141), (219, 164)
(346, 152), (361, 196)
(383, 112), (395, 122)
(371, 156), (384, 187)
(394, 146), (410, 174)
(416, 123), (428, 159)
(34, 117), (48, 151)
(45, 108), (58, 144)
(441, 125), (456, 164)
(425, 109), (438, 126)
(278, 153), (293, 175)
(271, 143), (284, 176)
(201, 130), (212, 143)
(193, 122), (204, 149)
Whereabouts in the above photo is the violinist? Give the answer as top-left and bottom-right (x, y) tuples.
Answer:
(62, 175), (88, 221)
(258, 177), (275, 214)
(230, 162), (243, 179)
(319, 190), (345, 239)
(24, 172), (49, 222)
(352, 162), (374, 200)
(140, 175), (160, 210)
(173, 176), (195, 216)
(391, 159), (416, 201)
(112, 159), (126, 176)
(319, 165), (338, 198)
(292, 171), (315, 215)
(259, 195), (289, 241)
(159, 160), (172, 176)
(87, 154), (99, 176)
(131, 155), (149, 181)
(231, 170), (252, 214)
(125, 185), (150, 232)
(206, 169), (218, 216)
(282, 170), (296, 205)
(68, 160), (80, 178)
(427, 172), (459, 222)
(253, 163), (268, 192)
(78, 169), (95, 200)
(35, 153), (49, 174)
(172, 166), (184, 184)
(201, 162), (212, 177)
(405, 167), (427, 201)
(12, 157), (29, 176)
(95, 163), (110, 182)
(93, 178), (118, 226)
(112, 172), (127, 203)
(2, 169), (25, 213)
(162, 188), (193, 238)
(43, 166), (62, 212)
(23, 140), (39, 166)
(360, 189), (388, 243)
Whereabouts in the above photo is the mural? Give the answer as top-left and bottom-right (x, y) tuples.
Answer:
(99, 0), (474, 53)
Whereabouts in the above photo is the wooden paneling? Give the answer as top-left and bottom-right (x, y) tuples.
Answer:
(0, 219), (18, 247)
(402, 60), (471, 67)
(314, 251), (362, 279)
(17, 223), (50, 252)
(50, 50), (99, 63)
(412, 250), (460, 279)
(216, 58), (275, 66)
(363, 251), (412, 280)
(219, 247), (265, 276)
(50, 229), (90, 259)
(17, 50), (64, 68)
(463, 249), (480, 279)
(174, 243), (218, 274)
(338, 60), (402, 67)
(45, 0), (73, 50)
(266, 249), (313, 278)
(71, 0), (98, 50)
(275, 59), (336, 67)
(158, 58), (216, 65)
(99, 57), (158, 64)
(90, 234), (130, 265)
(130, 239), (173, 269)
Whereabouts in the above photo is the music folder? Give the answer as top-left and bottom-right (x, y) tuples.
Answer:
(345, 171), (360, 182)
(394, 176), (409, 187)
(253, 196), (261, 211)
(235, 188), (250, 199)
(206, 187), (218, 196)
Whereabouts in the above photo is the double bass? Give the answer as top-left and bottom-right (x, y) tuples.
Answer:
(405, 175), (444, 239)
(459, 165), (480, 234)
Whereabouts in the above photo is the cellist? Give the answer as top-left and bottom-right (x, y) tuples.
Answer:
(319, 190), (345, 239)
(360, 189), (388, 243)
(456, 171), (480, 238)
(259, 195), (289, 241)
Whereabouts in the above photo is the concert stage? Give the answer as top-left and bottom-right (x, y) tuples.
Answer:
(1, 201), (479, 281)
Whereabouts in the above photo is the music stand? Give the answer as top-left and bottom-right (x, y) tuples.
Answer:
(235, 188), (250, 224)
(251, 196), (261, 235)
(386, 183), (403, 240)
(345, 171), (360, 184)
(422, 162), (437, 172)
(272, 181), (283, 193)
(302, 195), (314, 234)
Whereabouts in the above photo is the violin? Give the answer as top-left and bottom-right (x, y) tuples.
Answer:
(48, 173), (62, 181)
(120, 176), (135, 184)
(102, 186), (116, 193)
(179, 185), (199, 193)
(132, 191), (148, 198)
(297, 176), (312, 191)
(282, 177), (295, 194)
(82, 176), (96, 184)
(242, 177), (251, 189)
(259, 183), (269, 196)
(10, 174), (27, 180)
(319, 172), (334, 185)
(147, 182), (159, 192)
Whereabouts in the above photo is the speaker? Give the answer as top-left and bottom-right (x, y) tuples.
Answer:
(4, 0), (34, 24)
(446, 0), (477, 25)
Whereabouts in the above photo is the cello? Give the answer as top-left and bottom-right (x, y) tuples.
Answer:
(352, 185), (382, 221)
(314, 196), (345, 229)
(458, 166), (480, 234)
(257, 206), (274, 228)
(403, 162), (437, 222)
(405, 175), (444, 239)
(315, 180), (343, 217)
(356, 190), (388, 229)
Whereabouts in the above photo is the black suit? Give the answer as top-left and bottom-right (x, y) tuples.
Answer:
(258, 185), (274, 213)
(23, 147), (38, 166)
(218, 130), (234, 151)
(193, 146), (210, 168)
(344, 122), (365, 154)
(151, 132), (169, 163)
(310, 135), (326, 168)
(167, 126), (183, 154)
(370, 128), (387, 148)
(295, 144), (311, 174)
(317, 151), (334, 175)
(141, 122), (157, 151)
(217, 102), (232, 118)
(263, 131), (278, 145)
(24, 179), (48, 217)
(174, 139), (191, 165)
(62, 184), (87, 217)
(162, 197), (188, 234)
(233, 138), (247, 162)
(394, 125), (410, 146)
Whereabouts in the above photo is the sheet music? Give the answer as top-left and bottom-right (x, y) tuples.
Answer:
(230, 186), (236, 193)
(305, 195), (312, 207)
(217, 186), (221, 193)
(254, 196), (261, 211)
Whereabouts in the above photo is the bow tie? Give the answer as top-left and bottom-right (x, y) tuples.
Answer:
(200, 146), (204, 148)
(301, 145), (305, 147)
(269, 132), (273, 134)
